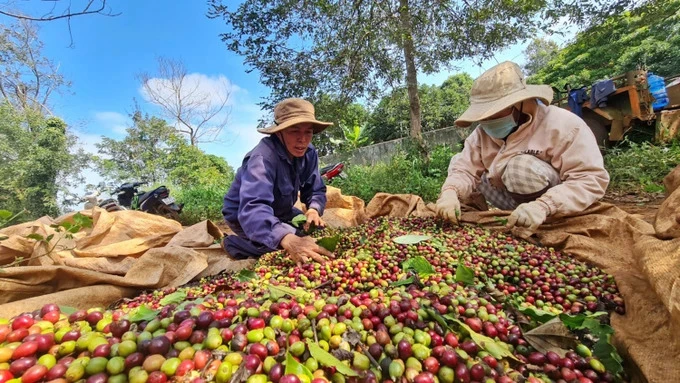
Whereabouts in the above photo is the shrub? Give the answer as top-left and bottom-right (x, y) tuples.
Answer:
(174, 182), (229, 226)
(330, 144), (457, 204)
(604, 140), (680, 193)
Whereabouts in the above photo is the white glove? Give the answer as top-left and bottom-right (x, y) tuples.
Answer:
(436, 189), (461, 224)
(507, 201), (549, 231)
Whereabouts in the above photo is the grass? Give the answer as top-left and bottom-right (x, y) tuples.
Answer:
(604, 140), (680, 194)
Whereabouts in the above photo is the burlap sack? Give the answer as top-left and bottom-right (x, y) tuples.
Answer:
(0, 211), (252, 317)
(663, 164), (680, 196)
(654, 187), (680, 239)
(296, 185), (369, 228)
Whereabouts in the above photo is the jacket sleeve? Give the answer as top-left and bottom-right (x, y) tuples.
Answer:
(300, 152), (327, 215)
(536, 125), (610, 216)
(237, 155), (296, 249)
(440, 130), (486, 199)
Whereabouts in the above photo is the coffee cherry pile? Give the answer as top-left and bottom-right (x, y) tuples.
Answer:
(0, 217), (627, 383)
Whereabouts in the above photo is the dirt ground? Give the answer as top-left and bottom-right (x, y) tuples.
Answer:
(602, 190), (665, 224)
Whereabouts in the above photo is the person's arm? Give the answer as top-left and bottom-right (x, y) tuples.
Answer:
(441, 131), (486, 199)
(536, 125), (610, 216)
(300, 149), (327, 215)
(237, 155), (296, 249)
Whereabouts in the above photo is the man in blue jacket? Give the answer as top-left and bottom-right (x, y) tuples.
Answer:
(222, 98), (334, 265)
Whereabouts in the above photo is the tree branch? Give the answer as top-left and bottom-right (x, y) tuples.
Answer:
(0, 0), (119, 22)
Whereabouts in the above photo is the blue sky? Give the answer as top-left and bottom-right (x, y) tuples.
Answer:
(1, 1), (574, 196)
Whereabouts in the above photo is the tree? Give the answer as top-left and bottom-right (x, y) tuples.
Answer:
(530, 0), (680, 88)
(368, 73), (473, 143)
(310, 94), (370, 156)
(208, 0), (641, 146)
(523, 38), (560, 76)
(0, 20), (70, 115)
(138, 57), (232, 146)
(93, 111), (234, 188)
(0, 102), (83, 219)
(94, 111), (176, 184)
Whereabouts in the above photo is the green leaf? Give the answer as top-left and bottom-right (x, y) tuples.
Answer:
(269, 285), (306, 300)
(291, 214), (307, 228)
(430, 239), (449, 252)
(518, 306), (557, 324)
(317, 235), (340, 252)
(494, 217), (509, 226)
(285, 352), (314, 380)
(308, 342), (359, 376)
(0, 235), (8, 241)
(159, 291), (187, 306)
(450, 318), (519, 361)
(59, 306), (77, 315)
(72, 213), (93, 228)
(504, 244), (515, 252)
(559, 312), (607, 330)
(128, 305), (161, 322)
(26, 233), (44, 241)
(389, 277), (415, 287)
(177, 297), (204, 311)
(402, 256), (435, 277)
(0, 210), (12, 220)
(45, 234), (55, 242)
(592, 337), (624, 376)
(236, 269), (257, 282)
(392, 234), (432, 244)
(455, 264), (475, 285)
(425, 309), (452, 332)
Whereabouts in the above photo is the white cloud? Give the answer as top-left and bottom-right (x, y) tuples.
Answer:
(94, 111), (129, 136)
(139, 73), (241, 114)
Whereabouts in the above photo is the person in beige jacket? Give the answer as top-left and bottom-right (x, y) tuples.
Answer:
(437, 61), (610, 231)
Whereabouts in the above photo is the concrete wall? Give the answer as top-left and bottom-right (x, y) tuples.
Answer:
(319, 126), (471, 166)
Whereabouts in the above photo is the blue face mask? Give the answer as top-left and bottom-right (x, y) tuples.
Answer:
(479, 113), (517, 139)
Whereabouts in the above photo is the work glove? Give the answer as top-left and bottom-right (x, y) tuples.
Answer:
(436, 189), (461, 224)
(507, 201), (549, 232)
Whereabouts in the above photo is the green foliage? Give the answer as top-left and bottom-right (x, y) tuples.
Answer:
(93, 112), (235, 226)
(531, 0), (680, 88)
(208, 0), (625, 140)
(330, 144), (458, 204)
(368, 74), (473, 143)
(311, 94), (370, 156)
(0, 102), (82, 220)
(172, 183), (228, 226)
(94, 111), (177, 184)
(522, 37), (560, 76)
(604, 140), (680, 193)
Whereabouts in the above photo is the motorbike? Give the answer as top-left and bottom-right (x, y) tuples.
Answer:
(81, 183), (125, 212)
(320, 162), (345, 182)
(113, 181), (183, 221)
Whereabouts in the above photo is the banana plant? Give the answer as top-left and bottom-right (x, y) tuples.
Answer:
(330, 124), (373, 151)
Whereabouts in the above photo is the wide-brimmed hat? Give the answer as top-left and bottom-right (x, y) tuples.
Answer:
(455, 61), (553, 127)
(257, 98), (333, 134)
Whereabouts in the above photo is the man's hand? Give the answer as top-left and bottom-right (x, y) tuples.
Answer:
(304, 208), (325, 232)
(507, 201), (549, 232)
(280, 234), (334, 266)
(436, 189), (461, 224)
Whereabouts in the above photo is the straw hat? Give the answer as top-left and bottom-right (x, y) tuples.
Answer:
(455, 61), (554, 127)
(257, 98), (333, 134)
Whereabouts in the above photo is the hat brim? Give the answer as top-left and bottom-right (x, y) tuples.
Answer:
(257, 117), (333, 134)
(454, 85), (554, 127)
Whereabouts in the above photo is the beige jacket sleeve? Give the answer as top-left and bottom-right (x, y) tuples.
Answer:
(536, 125), (610, 217)
(440, 131), (486, 199)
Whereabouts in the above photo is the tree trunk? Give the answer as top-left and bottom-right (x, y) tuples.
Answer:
(398, 0), (427, 155)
